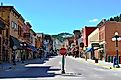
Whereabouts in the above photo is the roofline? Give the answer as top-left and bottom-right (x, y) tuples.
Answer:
(19, 14), (25, 22)
(30, 29), (36, 36)
(0, 6), (26, 21)
(73, 30), (80, 34)
(0, 6), (20, 17)
(96, 21), (117, 28)
(85, 26), (96, 28)
(26, 22), (32, 28)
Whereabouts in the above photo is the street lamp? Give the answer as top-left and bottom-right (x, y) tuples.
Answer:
(20, 42), (27, 63)
(112, 32), (121, 68)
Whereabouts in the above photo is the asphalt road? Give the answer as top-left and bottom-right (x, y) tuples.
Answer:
(0, 56), (121, 80)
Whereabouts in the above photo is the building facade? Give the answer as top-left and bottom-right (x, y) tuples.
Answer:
(81, 26), (97, 47)
(88, 28), (100, 59)
(36, 33), (44, 49)
(0, 6), (37, 63)
(0, 6), (21, 62)
(99, 21), (121, 62)
(0, 17), (9, 63)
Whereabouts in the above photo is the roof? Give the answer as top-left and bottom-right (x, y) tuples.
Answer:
(30, 29), (36, 36)
(0, 6), (22, 19)
(85, 26), (96, 28)
(73, 30), (80, 34)
(26, 22), (32, 28)
(19, 14), (25, 22)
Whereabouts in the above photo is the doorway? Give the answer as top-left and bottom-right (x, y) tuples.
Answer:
(0, 35), (2, 63)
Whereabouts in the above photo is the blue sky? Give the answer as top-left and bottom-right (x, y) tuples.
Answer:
(1, 0), (121, 35)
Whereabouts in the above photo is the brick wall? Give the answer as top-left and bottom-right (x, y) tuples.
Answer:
(100, 21), (121, 57)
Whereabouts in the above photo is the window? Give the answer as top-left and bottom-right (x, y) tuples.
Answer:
(11, 21), (18, 31)
(14, 23), (17, 29)
(11, 21), (14, 29)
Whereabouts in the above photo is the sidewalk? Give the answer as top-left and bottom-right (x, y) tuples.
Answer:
(68, 56), (121, 71)
(0, 57), (46, 71)
(87, 59), (121, 70)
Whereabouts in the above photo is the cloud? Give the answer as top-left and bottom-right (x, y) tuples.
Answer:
(89, 19), (98, 22)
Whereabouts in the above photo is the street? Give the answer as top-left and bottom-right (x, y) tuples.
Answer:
(0, 56), (121, 80)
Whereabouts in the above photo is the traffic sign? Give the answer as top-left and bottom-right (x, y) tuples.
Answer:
(60, 48), (66, 55)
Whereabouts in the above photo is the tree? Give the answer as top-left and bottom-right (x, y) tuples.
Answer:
(119, 14), (121, 22)
(114, 17), (117, 21)
(110, 17), (114, 21)
(51, 32), (73, 42)
(116, 16), (119, 22)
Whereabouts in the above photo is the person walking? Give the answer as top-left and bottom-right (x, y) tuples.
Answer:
(113, 56), (117, 68)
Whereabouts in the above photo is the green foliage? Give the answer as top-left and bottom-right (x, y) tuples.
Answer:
(109, 17), (114, 21)
(120, 14), (121, 22)
(109, 14), (121, 22)
(51, 32), (73, 42)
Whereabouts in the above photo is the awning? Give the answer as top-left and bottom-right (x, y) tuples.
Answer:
(28, 45), (37, 52)
(85, 48), (93, 53)
(10, 36), (20, 49)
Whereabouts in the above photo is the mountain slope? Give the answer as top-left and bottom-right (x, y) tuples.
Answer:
(51, 32), (73, 41)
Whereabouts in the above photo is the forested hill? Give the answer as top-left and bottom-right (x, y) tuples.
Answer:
(51, 32), (73, 41)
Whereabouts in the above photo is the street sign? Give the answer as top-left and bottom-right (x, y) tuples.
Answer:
(92, 43), (99, 47)
(60, 48), (66, 55)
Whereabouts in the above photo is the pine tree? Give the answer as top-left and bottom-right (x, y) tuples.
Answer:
(116, 16), (119, 22)
(110, 17), (114, 21)
(114, 17), (117, 21)
(119, 14), (121, 22)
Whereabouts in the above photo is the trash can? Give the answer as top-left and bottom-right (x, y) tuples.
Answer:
(111, 56), (113, 63)
(95, 59), (98, 63)
(105, 56), (107, 62)
(108, 56), (110, 62)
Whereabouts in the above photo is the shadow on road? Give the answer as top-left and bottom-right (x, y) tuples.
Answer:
(0, 56), (61, 79)
(0, 66), (61, 78)
(26, 56), (56, 64)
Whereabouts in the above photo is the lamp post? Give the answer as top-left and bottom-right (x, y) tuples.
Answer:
(112, 32), (121, 68)
(20, 42), (27, 63)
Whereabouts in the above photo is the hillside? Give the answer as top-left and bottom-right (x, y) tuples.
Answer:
(51, 32), (73, 42)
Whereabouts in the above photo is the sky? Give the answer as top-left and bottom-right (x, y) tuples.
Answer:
(0, 0), (121, 35)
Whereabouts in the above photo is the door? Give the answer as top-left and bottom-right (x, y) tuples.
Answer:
(0, 35), (2, 62)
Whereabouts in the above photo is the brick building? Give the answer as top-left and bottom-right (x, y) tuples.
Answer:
(0, 6), (21, 62)
(0, 6), (37, 63)
(0, 17), (9, 63)
(87, 20), (121, 63)
(98, 21), (121, 62)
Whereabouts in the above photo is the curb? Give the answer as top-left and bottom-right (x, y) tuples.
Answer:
(86, 60), (121, 71)
(68, 56), (121, 71)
